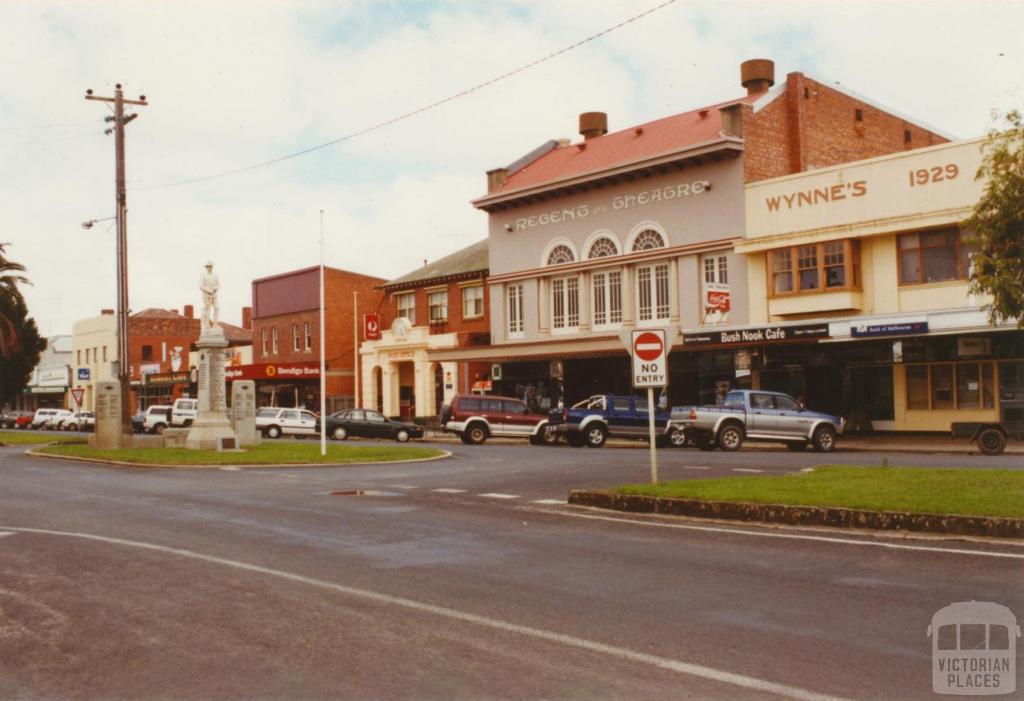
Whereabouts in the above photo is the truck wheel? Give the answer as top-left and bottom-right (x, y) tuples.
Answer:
(154, 423), (167, 435)
(977, 428), (1007, 456)
(717, 424), (744, 451)
(585, 425), (607, 448)
(465, 423), (488, 445)
(459, 432), (473, 445)
(786, 441), (808, 451)
(541, 426), (559, 445)
(183, 419), (193, 428)
(567, 432), (585, 448)
(812, 425), (837, 452)
(266, 425), (282, 439)
(332, 426), (348, 441)
(669, 427), (688, 448)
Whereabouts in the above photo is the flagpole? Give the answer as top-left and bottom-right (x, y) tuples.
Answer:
(319, 210), (327, 457)
(353, 290), (359, 409)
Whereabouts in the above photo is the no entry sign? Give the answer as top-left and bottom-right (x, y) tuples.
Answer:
(631, 329), (667, 388)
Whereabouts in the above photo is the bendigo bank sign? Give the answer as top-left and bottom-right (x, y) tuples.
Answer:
(224, 362), (320, 381)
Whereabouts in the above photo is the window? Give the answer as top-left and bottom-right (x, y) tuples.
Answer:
(551, 276), (579, 330)
(304, 322), (312, 350)
(587, 237), (618, 259)
(502, 399), (527, 415)
(481, 398), (502, 413)
(141, 345), (153, 361)
(458, 397), (481, 412)
(774, 395), (800, 411)
(612, 398), (631, 412)
(592, 270), (622, 327)
(366, 411), (386, 423)
(547, 244), (575, 266)
(898, 228), (969, 285)
(428, 290), (448, 323)
(292, 323), (300, 351)
(462, 286), (484, 318)
(631, 229), (666, 251)
(86, 348), (91, 363)
(703, 255), (728, 285)
(102, 346), (108, 362)
(396, 292), (415, 324)
(906, 362), (996, 411)
(271, 327), (279, 354)
(702, 254), (730, 325)
(507, 284), (524, 336)
(261, 328), (268, 354)
(637, 263), (669, 321)
(768, 240), (859, 296)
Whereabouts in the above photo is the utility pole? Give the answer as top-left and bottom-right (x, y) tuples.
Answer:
(85, 84), (148, 438)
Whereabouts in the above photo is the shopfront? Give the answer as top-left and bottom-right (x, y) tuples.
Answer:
(225, 361), (322, 410)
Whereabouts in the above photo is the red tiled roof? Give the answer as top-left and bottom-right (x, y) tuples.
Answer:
(491, 94), (760, 197)
(131, 308), (184, 319)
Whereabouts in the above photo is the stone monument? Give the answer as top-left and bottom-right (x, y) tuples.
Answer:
(91, 380), (122, 450)
(185, 261), (239, 450)
(231, 380), (260, 446)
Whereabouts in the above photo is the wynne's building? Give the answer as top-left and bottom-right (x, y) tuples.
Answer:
(738, 137), (1022, 431)
(438, 59), (948, 409)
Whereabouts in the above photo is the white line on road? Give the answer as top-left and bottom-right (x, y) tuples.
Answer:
(0, 526), (850, 701)
(552, 511), (1024, 560)
(219, 467), (242, 471)
(732, 468), (763, 473)
(0, 532), (14, 538)
(431, 488), (466, 494)
(680, 465), (711, 470)
(532, 499), (566, 505)
(388, 485), (420, 490)
(478, 493), (520, 500)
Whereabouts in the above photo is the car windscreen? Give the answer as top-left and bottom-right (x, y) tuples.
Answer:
(256, 409), (278, 418)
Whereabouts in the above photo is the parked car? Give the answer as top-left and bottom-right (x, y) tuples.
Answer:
(171, 398), (198, 427)
(1, 410), (32, 429)
(13, 412), (34, 430)
(61, 412), (95, 432)
(325, 409), (423, 442)
(547, 394), (680, 448)
(440, 394), (554, 445)
(32, 408), (74, 430)
(671, 389), (844, 452)
(255, 407), (319, 438)
(140, 405), (173, 434)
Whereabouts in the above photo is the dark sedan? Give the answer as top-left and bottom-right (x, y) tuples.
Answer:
(324, 409), (423, 442)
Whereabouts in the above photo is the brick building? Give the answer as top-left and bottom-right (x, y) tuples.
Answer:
(436, 58), (953, 409)
(360, 239), (491, 419)
(243, 266), (385, 411)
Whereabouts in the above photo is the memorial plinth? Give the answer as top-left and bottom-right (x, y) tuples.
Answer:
(185, 326), (238, 450)
(91, 380), (124, 449)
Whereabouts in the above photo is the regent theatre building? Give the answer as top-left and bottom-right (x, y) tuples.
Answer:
(735, 137), (1023, 431)
(435, 58), (950, 413)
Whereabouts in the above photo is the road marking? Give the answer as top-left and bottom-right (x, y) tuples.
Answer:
(431, 488), (466, 494)
(478, 493), (520, 500)
(0, 532), (14, 538)
(680, 465), (711, 470)
(0, 526), (849, 701)
(532, 499), (566, 505)
(551, 511), (1024, 560)
(219, 466), (242, 471)
(388, 485), (420, 490)
(732, 468), (763, 473)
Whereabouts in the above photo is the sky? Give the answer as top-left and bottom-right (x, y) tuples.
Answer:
(2, 0), (1022, 336)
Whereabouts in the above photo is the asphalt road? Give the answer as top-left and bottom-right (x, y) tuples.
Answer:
(1, 441), (1022, 700)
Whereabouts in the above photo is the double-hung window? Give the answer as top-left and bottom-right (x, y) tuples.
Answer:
(428, 290), (448, 323)
(551, 276), (579, 330)
(636, 263), (669, 321)
(769, 240), (859, 296)
(292, 323), (300, 351)
(396, 292), (415, 324)
(271, 327), (279, 354)
(304, 321), (312, 350)
(261, 328), (268, 354)
(507, 284), (524, 336)
(592, 270), (622, 327)
(462, 285), (483, 319)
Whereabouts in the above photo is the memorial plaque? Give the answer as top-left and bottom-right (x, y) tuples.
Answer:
(92, 381), (122, 449)
(231, 380), (260, 446)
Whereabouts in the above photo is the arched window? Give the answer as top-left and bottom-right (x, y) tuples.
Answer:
(547, 244), (575, 266)
(587, 237), (618, 259)
(631, 229), (666, 252)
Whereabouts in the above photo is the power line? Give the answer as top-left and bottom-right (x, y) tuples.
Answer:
(133, 0), (678, 191)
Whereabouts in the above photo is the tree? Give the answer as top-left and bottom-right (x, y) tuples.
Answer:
(0, 242), (30, 355)
(963, 110), (1024, 328)
(0, 243), (45, 406)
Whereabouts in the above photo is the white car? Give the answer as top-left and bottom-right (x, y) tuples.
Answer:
(60, 412), (95, 432)
(255, 407), (319, 438)
(142, 405), (173, 434)
(32, 408), (73, 429)
(171, 398), (198, 427)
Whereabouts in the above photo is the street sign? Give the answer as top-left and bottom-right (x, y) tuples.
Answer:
(70, 387), (85, 406)
(631, 330), (667, 388)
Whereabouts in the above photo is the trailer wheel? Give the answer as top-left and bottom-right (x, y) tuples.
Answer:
(977, 427), (1007, 456)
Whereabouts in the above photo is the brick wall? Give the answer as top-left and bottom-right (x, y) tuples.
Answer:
(379, 274), (490, 344)
(744, 73), (948, 183)
(128, 315), (200, 381)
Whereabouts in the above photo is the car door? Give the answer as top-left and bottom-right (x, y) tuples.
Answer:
(340, 409), (362, 437)
(280, 410), (301, 434)
(299, 411), (319, 435)
(773, 394), (813, 438)
(501, 399), (532, 436)
(608, 397), (633, 437)
(747, 393), (778, 435)
(479, 397), (504, 435)
(364, 410), (391, 438)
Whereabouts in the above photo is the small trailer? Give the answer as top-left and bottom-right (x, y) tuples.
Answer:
(951, 421), (1024, 455)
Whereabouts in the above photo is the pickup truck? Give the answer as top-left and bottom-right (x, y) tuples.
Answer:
(671, 389), (844, 452)
(170, 397), (198, 427)
(547, 394), (683, 448)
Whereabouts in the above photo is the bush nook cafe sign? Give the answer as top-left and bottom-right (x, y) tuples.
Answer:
(511, 180), (711, 231)
(224, 362), (320, 381)
(683, 323), (830, 347)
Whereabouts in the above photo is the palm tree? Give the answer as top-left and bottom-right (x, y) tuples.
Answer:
(0, 242), (31, 355)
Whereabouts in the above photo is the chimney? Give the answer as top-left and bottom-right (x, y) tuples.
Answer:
(579, 112), (608, 140)
(486, 167), (508, 193)
(242, 306), (252, 330)
(101, 309), (114, 315)
(183, 304), (194, 319)
(740, 59), (775, 95)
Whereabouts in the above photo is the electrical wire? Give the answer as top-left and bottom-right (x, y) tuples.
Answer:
(132, 0), (678, 191)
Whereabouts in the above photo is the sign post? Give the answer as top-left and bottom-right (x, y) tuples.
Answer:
(630, 329), (668, 484)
